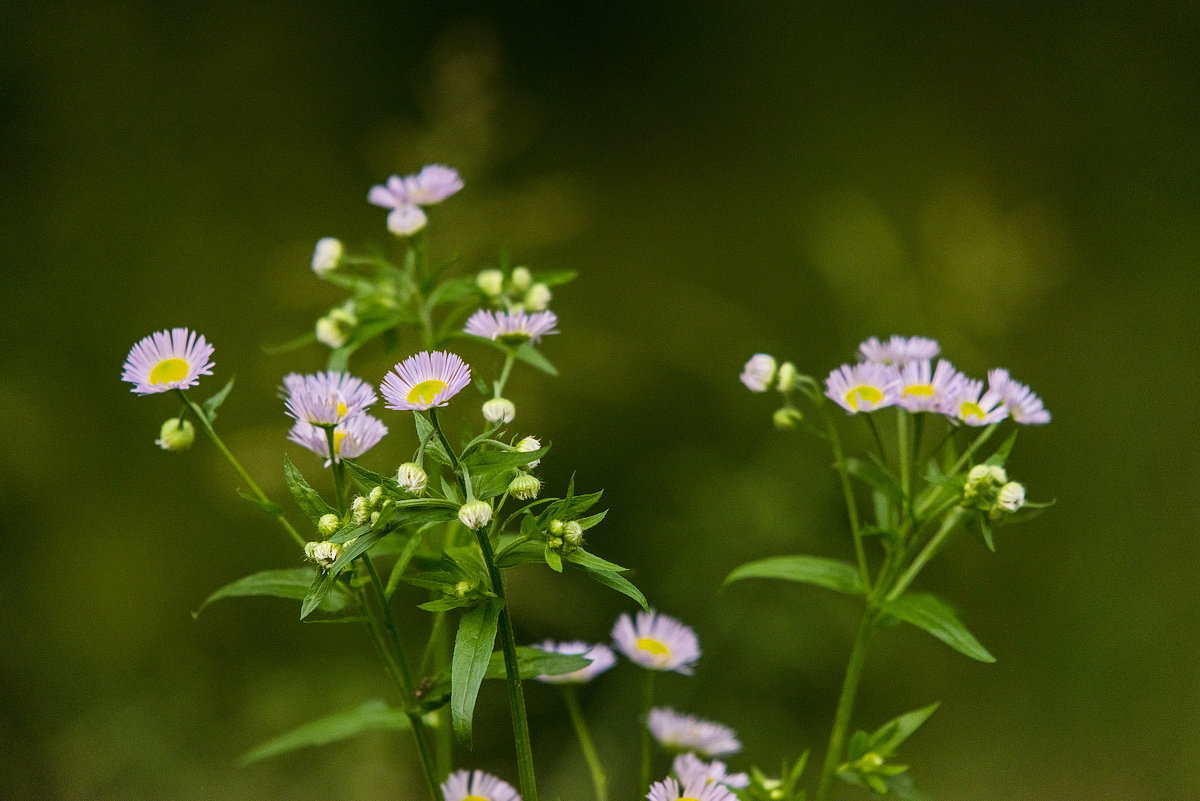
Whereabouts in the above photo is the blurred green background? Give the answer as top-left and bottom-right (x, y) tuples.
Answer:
(2, 3), (1198, 800)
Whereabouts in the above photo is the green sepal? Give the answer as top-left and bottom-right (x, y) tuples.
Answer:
(880, 593), (995, 663)
(724, 555), (866, 596)
(452, 597), (504, 746)
(239, 699), (410, 766)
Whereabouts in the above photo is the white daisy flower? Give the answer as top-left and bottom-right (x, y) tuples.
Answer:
(824, 362), (901, 413)
(647, 708), (742, 758)
(897, 359), (966, 413)
(464, 309), (559, 346)
(288, 414), (387, 465)
(379, 351), (472, 411)
(672, 753), (749, 789)
(739, 354), (777, 392)
(282, 371), (377, 426)
(940, 376), (1008, 426)
(647, 776), (738, 801)
(612, 611), (700, 675)
(532, 640), (617, 684)
(858, 335), (940, 366)
(988, 368), (1050, 424)
(121, 328), (215, 395)
(311, 237), (343, 275)
(440, 769), (520, 801)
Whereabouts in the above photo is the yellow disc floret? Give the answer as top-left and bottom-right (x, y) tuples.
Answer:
(845, 385), (884, 410)
(406, 379), (449, 406)
(149, 358), (189, 385)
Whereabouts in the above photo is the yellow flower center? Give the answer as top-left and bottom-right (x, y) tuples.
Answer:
(680, 797), (702, 801)
(335, 399), (348, 418)
(149, 358), (189, 385)
(903, 383), (935, 397)
(406, 379), (448, 405)
(845, 385), (883, 410)
(332, 431), (346, 455)
(636, 637), (671, 658)
(959, 401), (985, 421)
(463, 796), (490, 801)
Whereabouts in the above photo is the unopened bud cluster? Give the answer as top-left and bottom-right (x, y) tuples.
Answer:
(474, 266), (551, 314)
(304, 540), (342, 569)
(547, 518), (585, 554)
(962, 464), (1026, 519)
(316, 305), (357, 349)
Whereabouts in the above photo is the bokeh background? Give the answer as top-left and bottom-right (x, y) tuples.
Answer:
(3, 3), (1198, 800)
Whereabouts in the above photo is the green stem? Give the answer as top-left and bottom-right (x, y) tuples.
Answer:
(948, 423), (999, 475)
(639, 670), (656, 794)
(176, 390), (305, 548)
(896, 409), (911, 506)
(474, 526), (539, 801)
(815, 610), (875, 801)
(494, 349), (517, 398)
(865, 413), (888, 463)
(322, 426), (346, 508)
(823, 408), (872, 590)
(562, 686), (608, 801)
(886, 508), (966, 602)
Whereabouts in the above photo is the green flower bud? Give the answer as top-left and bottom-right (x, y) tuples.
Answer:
(396, 462), (428, 496)
(316, 306), (357, 349)
(369, 511), (380, 527)
(458, 500), (493, 530)
(510, 266), (532, 291)
(563, 520), (584, 547)
(995, 481), (1026, 513)
(351, 495), (370, 525)
(515, 436), (542, 469)
(304, 540), (342, 569)
(476, 268), (504, 297)
(776, 361), (798, 392)
(156, 418), (195, 451)
(317, 513), (341, 537)
(524, 283), (552, 311)
(453, 580), (476, 598)
(482, 397), (516, 425)
(508, 473), (541, 500)
(368, 486), (385, 508)
(773, 407), (804, 430)
(548, 519), (565, 535)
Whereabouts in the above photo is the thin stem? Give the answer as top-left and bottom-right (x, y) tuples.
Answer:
(639, 670), (656, 794)
(815, 610), (875, 801)
(494, 349), (517, 398)
(823, 408), (871, 590)
(176, 390), (305, 548)
(896, 409), (911, 505)
(948, 423), (999, 475)
(322, 426), (346, 508)
(428, 409), (465, 488)
(887, 508), (966, 602)
(865, 414), (888, 463)
(562, 686), (608, 801)
(475, 526), (539, 801)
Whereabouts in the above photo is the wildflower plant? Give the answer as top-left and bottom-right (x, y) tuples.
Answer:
(727, 337), (1053, 800)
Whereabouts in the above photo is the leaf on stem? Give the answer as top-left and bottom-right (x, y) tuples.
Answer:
(239, 699), (410, 766)
(283, 456), (337, 524)
(880, 593), (995, 663)
(451, 597), (504, 746)
(200, 376), (236, 423)
(723, 555), (867, 596)
(574, 564), (649, 611)
(193, 568), (347, 618)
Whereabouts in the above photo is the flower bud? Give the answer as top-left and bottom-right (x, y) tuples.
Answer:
(317, 513), (341, 537)
(739, 353), (778, 392)
(311, 237), (344, 276)
(316, 306), (357, 349)
(967, 464), (1007, 485)
(773, 407), (804, 430)
(304, 540), (342, 569)
(396, 462), (428, 496)
(351, 495), (370, 525)
(510, 266), (532, 291)
(476, 268), (504, 297)
(156, 418), (195, 451)
(995, 481), (1026, 513)
(563, 520), (584, 547)
(515, 436), (542, 469)
(453, 580), (476, 598)
(458, 500), (493, 530)
(549, 519), (565, 535)
(775, 361), (798, 392)
(524, 283), (552, 311)
(482, 397), (516, 425)
(366, 486), (384, 508)
(508, 473), (541, 500)
(369, 511), (380, 526)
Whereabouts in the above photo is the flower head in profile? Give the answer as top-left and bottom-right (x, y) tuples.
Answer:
(386, 205), (428, 236)
(532, 640), (617, 684)
(122, 328), (215, 395)
(824, 363), (901, 413)
(380, 351), (472, 411)
(896, 359), (966, 413)
(368, 165), (463, 236)
(440, 769), (520, 801)
(311, 237), (343, 275)
(648, 708), (742, 758)
(858, 335), (940, 366)
(672, 753), (749, 789)
(612, 610), (700, 674)
(647, 777), (737, 801)
(940, 376), (1008, 426)
(739, 354), (777, 392)
(283, 371), (377, 426)
(288, 414), (387, 465)
(465, 309), (559, 346)
(988, 369), (1050, 424)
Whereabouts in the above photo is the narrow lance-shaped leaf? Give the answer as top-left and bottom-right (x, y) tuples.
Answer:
(576, 564), (649, 611)
(239, 699), (410, 766)
(724, 555), (866, 596)
(201, 376), (236, 423)
(452, 598), (503, 746)
(284, 456), (337, 524)
(881, 593), (996, 663)
(194, 568), (347, 618)
(869, 702), (940, 755)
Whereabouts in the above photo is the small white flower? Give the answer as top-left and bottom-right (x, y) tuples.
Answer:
(515, 436), (542, 469)
(387, 205), (428, 236)
(647, 708), (742, 758)
(440, 769), (520, 801)
(647, 776), (737, 801)
(996, 481), (1026, 513)
(531, 640), (616, 684)
(967, 464), (1007, 486)
(612, 610), (701, 674)
(396, 462), (428, 496)
(316, 307), (357, 349)
(311, 237), (343, 276)
(858, 335), (940, 366)
(672, 753), (749, 789)
(476, 268), (505, 296)
(739, 354), (777, 392)
(483, 397), (516, 424)
(458, 500), (493, 530)
(511, 266), (532, 291)
(304, 541), (342, 569)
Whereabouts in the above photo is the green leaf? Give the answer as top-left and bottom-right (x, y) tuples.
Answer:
(533, 269), (578, 286)
(284, 456), (337, 524)
(881, 594), (995, 663)
(300, 569), (341, 620)
(576, 565), (649, 611)
(464, 445), (550, 475)
(239, 699), (410, 766)
(576, 510), (608, 531)
(201, 377), (236, 423)
(984, 430), (1019, 468)
(452, 598), (503, 746)
(413, 413), (451, 465)
(544, 545), (563, 572)
(869, 703), (940, 755)
(565, 549), (627, 573)
(483, 646), (590, 680)
(237, 490), (282, 516)
(193, 568), (346, 618)
(724, 555), (866, 596)
(514, 343), (558, 376)
(262, 331), (316, 356)
(845, 457), (904, 503)
(979, 516), (996, 552)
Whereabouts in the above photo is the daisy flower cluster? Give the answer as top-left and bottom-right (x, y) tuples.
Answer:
(368, 164), (463, 236)
(281, 371), (387, 465)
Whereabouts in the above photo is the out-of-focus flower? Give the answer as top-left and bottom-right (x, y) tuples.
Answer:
(988, 368), (1050, 424)
(531, 640), (616, 684)
(647, 708), (742, 757)
(858, 335), (940, 366)
(311, 237), (343, 275)
(288, 414), (387, 465)
(739, 354), (777, 392)
(824, 363), (901, 413)
(465, 309), (559, 346)
(612, 611), (700, 674)
(440, 769), (519, 801)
